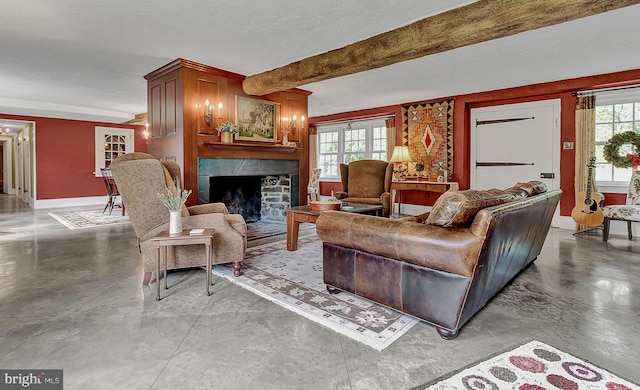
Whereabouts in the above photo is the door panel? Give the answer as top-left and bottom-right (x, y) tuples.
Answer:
(471, 100), (560, 191)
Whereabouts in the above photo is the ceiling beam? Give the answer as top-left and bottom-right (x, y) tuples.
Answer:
(243, 0), (640, 96)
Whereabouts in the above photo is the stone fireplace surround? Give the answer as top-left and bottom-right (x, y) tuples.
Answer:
(198, 158), (299, 222)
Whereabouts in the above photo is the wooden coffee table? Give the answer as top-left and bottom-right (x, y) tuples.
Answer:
(286, 202), (383, 251)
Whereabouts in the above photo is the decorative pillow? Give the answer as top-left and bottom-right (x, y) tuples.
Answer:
(426, 189), (517, 228)
(515, 181), (547, 196)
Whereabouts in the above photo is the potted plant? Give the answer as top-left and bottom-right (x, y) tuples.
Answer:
(415, 162), (425, 180)
(216, 121), (238, 144)
(157, 177), (192, 235)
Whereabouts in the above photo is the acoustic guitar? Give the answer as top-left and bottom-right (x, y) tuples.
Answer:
(571, 157), (604, 227)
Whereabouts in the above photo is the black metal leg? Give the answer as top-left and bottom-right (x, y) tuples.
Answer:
(628, 221), (633, 240)
(603, 217), (610, 242)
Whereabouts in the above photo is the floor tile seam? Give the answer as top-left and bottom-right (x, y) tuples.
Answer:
(337, 336), (354, 390)
(148, 308), (205, 389)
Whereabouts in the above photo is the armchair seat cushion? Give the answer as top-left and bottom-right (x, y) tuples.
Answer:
(602, 205), (640, 221)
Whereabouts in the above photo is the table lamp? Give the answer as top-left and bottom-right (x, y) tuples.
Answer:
(389, 145), (413, 180)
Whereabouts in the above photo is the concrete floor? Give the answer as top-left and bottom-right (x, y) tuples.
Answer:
(1, 193), (639, 390)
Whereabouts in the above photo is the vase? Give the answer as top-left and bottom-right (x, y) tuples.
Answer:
(169, 210), (182, 235)
(220, 132), (233, 144)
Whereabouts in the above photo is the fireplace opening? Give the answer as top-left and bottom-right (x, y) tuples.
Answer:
(209, 174), (291, 223)
(210, 176), (262, 222)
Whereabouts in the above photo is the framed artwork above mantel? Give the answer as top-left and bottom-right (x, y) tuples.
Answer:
(235, 95), (279, 142)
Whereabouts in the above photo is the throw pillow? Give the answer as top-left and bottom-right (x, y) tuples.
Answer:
(426, 189), (517, 228)
(515, 181), (547, 196)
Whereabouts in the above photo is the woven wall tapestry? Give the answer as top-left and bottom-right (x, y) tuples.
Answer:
(401, 99), (454, 181)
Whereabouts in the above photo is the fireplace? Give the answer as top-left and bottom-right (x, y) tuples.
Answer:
(198, 158), (299, 222)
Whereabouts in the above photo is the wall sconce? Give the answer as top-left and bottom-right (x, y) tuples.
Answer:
(204, 100), (223, 127)
(389, 145), (413, 180)
(282, 114), (305, 135)
(142, 122), (150, 142)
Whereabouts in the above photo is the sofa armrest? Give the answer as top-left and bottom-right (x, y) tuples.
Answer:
(316, 211), (482, 276)
(187, 203), (229, 215)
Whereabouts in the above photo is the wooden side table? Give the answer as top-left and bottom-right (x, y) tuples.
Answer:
(148, 229), (214, 301)
(391, 181), (459, 214)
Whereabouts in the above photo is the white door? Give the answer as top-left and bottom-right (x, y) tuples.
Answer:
(471, 99), (560, 191)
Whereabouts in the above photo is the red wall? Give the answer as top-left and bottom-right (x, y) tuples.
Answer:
(310, 69), (640, 216)
(0, 113), (147, 200)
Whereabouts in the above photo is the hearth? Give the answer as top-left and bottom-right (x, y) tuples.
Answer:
(198, 158), (299, 222)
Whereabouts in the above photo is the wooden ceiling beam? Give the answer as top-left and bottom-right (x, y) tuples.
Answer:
(243, 0), (640, 96)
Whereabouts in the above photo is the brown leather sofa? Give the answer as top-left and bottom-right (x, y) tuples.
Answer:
(316, 181), (561, 339)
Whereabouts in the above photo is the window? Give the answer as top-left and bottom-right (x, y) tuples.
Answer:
(317, 118), (389, 179)
(594, 89), (640, 187)
(95, 127), (134, 177)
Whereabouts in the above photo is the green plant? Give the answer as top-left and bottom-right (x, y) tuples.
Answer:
(216, 121), (238, 134)
(158, 178), (192, 210)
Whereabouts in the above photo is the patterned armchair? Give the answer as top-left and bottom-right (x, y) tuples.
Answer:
(110, 153), (247, 285)
(602, 170), (640, 241)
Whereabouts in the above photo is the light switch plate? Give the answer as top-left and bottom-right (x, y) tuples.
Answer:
(563, 142), (574, 150)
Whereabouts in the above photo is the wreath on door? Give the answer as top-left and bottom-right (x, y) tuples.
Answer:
(603, 131), (640, 169)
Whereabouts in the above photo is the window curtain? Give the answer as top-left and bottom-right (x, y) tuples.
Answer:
(385, 118), (396, 161)
(575, 93), (597, 231)
(308, 125), (318, 180)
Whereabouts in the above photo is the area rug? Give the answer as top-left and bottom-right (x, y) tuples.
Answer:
(48, 209), (129, 230)
(212, 235), (419, 351)
(411, 340), (639, 390)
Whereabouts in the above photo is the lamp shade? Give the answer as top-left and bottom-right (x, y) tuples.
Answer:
(389, 145), (413, 162)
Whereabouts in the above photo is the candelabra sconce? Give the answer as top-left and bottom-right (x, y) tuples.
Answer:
(142, 122), (150, 143)
(204, 100), (223, 127)
(282, 114), (305, 136)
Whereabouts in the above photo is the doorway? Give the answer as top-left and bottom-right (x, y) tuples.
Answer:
(470, 99), (560, 191)
(0, 119), (35, 204)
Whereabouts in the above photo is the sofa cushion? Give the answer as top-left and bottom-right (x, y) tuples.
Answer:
(426, 189), (517, 228)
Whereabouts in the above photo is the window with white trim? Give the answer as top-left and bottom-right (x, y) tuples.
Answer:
(95, 126), (134, 177)
(317, 118), (389, 179)
(594, 89), (640, 188)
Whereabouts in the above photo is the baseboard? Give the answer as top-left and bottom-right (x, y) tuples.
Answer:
(34, 196), (108, 209)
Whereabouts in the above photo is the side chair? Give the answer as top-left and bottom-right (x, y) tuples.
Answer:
(602, 170), (640, 241)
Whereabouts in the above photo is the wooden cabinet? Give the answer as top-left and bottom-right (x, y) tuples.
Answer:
(148, 70), (179, 138)
(144, 59), (311, 206)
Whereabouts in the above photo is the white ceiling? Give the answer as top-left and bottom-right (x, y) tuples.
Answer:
(1, 0), (640, 127)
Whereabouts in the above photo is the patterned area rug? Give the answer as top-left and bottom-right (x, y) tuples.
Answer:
(48, 209), (129, 230)
(411, 340), (639, 390)
(212, 235), (418, 351)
